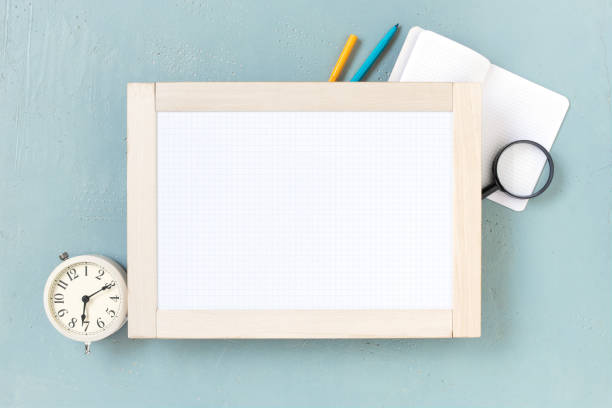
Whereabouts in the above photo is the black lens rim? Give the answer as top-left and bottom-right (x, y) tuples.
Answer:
(492, 140), (555, 199)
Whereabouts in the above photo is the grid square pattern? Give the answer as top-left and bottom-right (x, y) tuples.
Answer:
(157, 112), (453, 310)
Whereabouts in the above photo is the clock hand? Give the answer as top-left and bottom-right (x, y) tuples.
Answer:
(81, 283), (112, 326)
(87, 283), (112, 299)
(80, 284), (112, 325)
(81, 295), (89, 325)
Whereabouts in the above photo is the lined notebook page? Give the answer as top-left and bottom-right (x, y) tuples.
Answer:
(157, 112), (454, 310)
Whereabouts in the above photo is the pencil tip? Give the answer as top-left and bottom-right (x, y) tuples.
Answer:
(395, 23), (399, 27)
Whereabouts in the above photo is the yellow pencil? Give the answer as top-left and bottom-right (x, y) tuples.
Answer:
(328, 34), (358, 82)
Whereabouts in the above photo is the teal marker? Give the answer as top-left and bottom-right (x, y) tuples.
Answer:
(351, 24), (399, 81)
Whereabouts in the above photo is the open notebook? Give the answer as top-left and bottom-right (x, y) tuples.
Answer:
(390, 27), (569, 211)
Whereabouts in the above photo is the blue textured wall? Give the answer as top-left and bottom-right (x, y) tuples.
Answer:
(1, 0), (610, 406)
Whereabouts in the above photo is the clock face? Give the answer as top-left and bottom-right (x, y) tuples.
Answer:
(44, 256), (127, 342)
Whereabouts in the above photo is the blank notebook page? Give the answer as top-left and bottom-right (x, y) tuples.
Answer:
(400, 30), (490, 83)
(157, 112), (454, 310)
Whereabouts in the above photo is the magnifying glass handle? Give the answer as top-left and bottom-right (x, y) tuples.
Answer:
(482, 183), (500, 199)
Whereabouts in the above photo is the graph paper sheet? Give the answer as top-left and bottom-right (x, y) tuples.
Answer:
(157, 112), (454, 310)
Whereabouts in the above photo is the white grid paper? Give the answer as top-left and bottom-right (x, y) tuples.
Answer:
(157, 112), (453, 310)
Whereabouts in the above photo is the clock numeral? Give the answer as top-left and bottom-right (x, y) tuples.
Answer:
(53, 293), (64, 303)
(110, 296), (120, 302)
(57, 308), (68, 317)
(67, 268), (79, 281)
(84, 265), (88, 277)
(68, 317), (77, 329)
(97, 318), (105, 328)
(96, 269), (105, 280)
(82, 320), (90, 332)
(106, 308), (116, 318)
(57, 280), (68, 290)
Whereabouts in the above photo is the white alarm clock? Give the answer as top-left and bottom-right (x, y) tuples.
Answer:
(43, 254), (127, 353)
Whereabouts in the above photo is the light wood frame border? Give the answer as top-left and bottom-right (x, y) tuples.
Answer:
(127, 82), (481, 339)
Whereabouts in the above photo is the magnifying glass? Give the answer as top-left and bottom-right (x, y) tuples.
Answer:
(482, 140), (555, 200)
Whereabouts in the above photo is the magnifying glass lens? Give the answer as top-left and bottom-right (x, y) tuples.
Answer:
(495, 142), (552, 197)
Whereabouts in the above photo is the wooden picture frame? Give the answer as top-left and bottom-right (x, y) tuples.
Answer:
(127, 82), (481, 339)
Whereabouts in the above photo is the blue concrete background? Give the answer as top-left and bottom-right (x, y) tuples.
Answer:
(1, 0), (610, 406)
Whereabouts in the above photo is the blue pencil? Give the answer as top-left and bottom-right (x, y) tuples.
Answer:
(351, 24), (399, 82)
